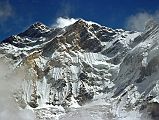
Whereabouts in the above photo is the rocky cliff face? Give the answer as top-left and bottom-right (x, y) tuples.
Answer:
(1, 19), (159, 119)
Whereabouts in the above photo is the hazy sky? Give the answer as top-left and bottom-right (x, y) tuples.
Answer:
(0, 0), (159, 40)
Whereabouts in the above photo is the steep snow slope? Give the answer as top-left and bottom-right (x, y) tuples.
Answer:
(111, 20), (159, 119)
(1, 19), (158, 119)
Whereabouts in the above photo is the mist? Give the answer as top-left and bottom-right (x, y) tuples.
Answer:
(0, 58), (35, 120)
(52, 17), (78, 28)
(126, 11), (159, 31)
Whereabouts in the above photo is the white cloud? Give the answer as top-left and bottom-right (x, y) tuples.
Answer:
(0, 59), (35, 120)
(52, 17), (78, 28)
(126, 11), (159, 31)
(0, 1), (13, 21)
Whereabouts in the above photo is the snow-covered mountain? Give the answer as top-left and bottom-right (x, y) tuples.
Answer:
(0, 18), (159, 120)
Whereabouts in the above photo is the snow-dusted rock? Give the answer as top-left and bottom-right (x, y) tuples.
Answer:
(1, 19), (159, 120)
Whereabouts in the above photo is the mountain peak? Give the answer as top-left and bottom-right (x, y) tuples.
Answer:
(2, 18), (159, 119)
(74, 18), (100, 27)
(71, 19), (89, 28)
(31, 22), (49, 31)
(18, 22), (50, 38)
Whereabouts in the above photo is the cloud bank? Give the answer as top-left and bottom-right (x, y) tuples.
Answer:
(0, 58), (35, 120)
(52, 17), (78, 28)
(126, 11), (159, 31)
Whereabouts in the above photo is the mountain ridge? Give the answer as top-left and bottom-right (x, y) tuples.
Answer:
(1, 18), (159, 120)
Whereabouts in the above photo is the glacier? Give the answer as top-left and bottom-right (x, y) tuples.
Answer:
(0, 18), (159, 120)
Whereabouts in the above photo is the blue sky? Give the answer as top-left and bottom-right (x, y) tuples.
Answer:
(0, 0), (159, 40)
